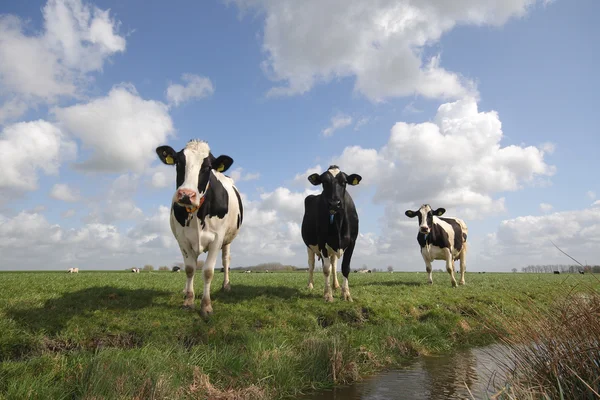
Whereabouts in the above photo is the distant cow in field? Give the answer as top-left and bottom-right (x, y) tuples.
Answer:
(156, 139), (243, 318)
(131, 268), (140, 273)
(579, 270), (585, 275)
(302, 165), (362, 302)
(67, 268), (79, 273)
(172, 266), (181, 273)
(554, 271), (560, 275)
(405, 204), (468, 287)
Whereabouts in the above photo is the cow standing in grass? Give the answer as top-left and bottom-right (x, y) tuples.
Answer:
(156, 139), (243, 318)
(405, 204), (468, 287)
(301, 165), (362, 302)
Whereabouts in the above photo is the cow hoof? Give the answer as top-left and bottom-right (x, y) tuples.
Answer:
(459, 280), (465, 286)
(333, 283), (341, 290)
(308, 283), (314, 290)
(222, 282), (231, 292)
(428, 281), (433, 285)
(182, 303), (195, 310)
(451, 282), (457, 288)
(200, 305), (213, 319)
(343, 294), (353, 302)
(324, 294), (334, 302)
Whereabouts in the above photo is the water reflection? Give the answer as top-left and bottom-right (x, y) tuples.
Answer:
(304, 344), (510, 400)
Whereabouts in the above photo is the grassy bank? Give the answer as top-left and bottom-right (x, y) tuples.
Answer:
(0, 271), (597, 399)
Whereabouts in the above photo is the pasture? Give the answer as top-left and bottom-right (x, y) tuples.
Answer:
(0, 270), (597, 399)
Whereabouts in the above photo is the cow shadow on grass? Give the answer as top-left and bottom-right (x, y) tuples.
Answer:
(353, 280), (425, 288)
(7, 286), (171, 336)
(212, 284), (313, 303)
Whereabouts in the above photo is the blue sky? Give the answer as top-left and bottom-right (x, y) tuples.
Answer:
(0, 0), (598, 271)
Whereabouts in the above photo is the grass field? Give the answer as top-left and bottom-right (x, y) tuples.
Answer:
(0, 270), (598, 399)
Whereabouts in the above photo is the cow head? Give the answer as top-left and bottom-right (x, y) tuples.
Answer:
(405, 204), (446, 234)
(156, 140), (233, 210)
(307, 165), (362, 215)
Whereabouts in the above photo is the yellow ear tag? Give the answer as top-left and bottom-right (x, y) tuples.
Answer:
(165, 155), (174, 165)
(217, 164), (225, 172)
(352, 178), (359, 185)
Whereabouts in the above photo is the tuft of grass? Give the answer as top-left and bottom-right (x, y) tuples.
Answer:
(485, 284), (600, 399)
(0, 270), (598, 399)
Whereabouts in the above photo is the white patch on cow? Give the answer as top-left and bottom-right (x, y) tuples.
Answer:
(325, 244), (344, 259)
(177, 140), (211, 198)
(328, 167), (340, 177)
(419, 204), (431, 232)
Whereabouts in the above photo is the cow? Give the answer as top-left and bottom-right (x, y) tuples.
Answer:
(554, 271), (560, 275)
(301, 165), (362, 302)
(172, 266), (181, 273)
(131, 268), (140, 273)
(156, 139), (243, 318)
(67, 267), (79, 273)
(405, 204), (468, 287)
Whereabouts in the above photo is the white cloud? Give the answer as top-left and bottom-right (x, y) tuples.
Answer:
(229, 167), (260, 183)
(403, 102), (423, 114)
(0, 120), (76, 192)
(54, 84), (174, 173)
(482, 206), (600, 269)
(50, 183), (81, 202)
(540, 203), (553, 213)
(85, 174), (144, 224)
(229, 0), (545, 101)
(0, 0), (125, 112)
(0, 99), (28, 125)
(166, 73), (215, 106)
(62, 209), (76, 218)
(354, 117), (370, 131)
(587, 191), (596, 200)
(322, 114), (353, 137)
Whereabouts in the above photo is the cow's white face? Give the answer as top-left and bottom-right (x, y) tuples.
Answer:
(405, 204), (446, 234)
(156, 140), (234, 209)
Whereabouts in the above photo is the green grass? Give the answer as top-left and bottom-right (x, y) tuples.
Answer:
(0, 271), (597, 399)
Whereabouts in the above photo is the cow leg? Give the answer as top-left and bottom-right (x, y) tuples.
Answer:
(182, 249), (198, 309)
(222, 243), (231, 292)
(330, 254), (340, 290)
(200, 241), (221, 318)
(307, 247), (316, 290)
(322, 250), (334, 302)
(425, 261), (433, 284)
(445, 248), (457, 288)
(459, 243), (467, 285)
(340, 242), (355, 302)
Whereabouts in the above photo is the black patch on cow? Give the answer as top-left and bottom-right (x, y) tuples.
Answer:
(172, 203), (189, 227)
(417, 222), (451, 250)
(440, 217), (464, 252)
(196, 172), (229, 228)
(175, 150), (187, 188)
(233, 186), (243, 229)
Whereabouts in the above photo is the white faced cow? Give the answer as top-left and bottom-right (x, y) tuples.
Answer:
(156, 140), (243, 318)
(301, 165), (362, 302)
(405, 204), (468, 287)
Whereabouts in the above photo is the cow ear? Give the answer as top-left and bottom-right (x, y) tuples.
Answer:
(213, 155), (234, 172)
(433, 208), (446, 216)
(307, 173), (321, 186)
(405, 210), (418, 218)
(156, 146), (177, 165)
(347, 174), (362, 186)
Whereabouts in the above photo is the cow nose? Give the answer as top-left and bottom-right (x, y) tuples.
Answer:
(329, 200), (342, 209)
(177, 189), (197, 204)
(420, 227), (429, 234)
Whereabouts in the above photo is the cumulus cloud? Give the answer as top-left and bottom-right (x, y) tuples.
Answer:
(54, 84), (174, 173)
(0, 120), (76, 192)
(481, 205), (600, 270)
(229, 167), (260, 183)
(50, 183), (81, 202)
(228, 0), (545, 101)
(166, 74), (214, 106)
(322, 114), (352, 137)
(85, 174), (144, 224)
(0, 206), (180, 270)
(540, 203), (553, 213)
(0, 0), (125, 113)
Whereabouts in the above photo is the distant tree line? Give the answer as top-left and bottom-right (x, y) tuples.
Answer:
(521, 264), (599, 273)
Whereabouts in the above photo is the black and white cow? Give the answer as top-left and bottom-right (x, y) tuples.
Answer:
(301, 165), (362, 302)
(405, 204), (468, 287)
(156, 139), (243, 318)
